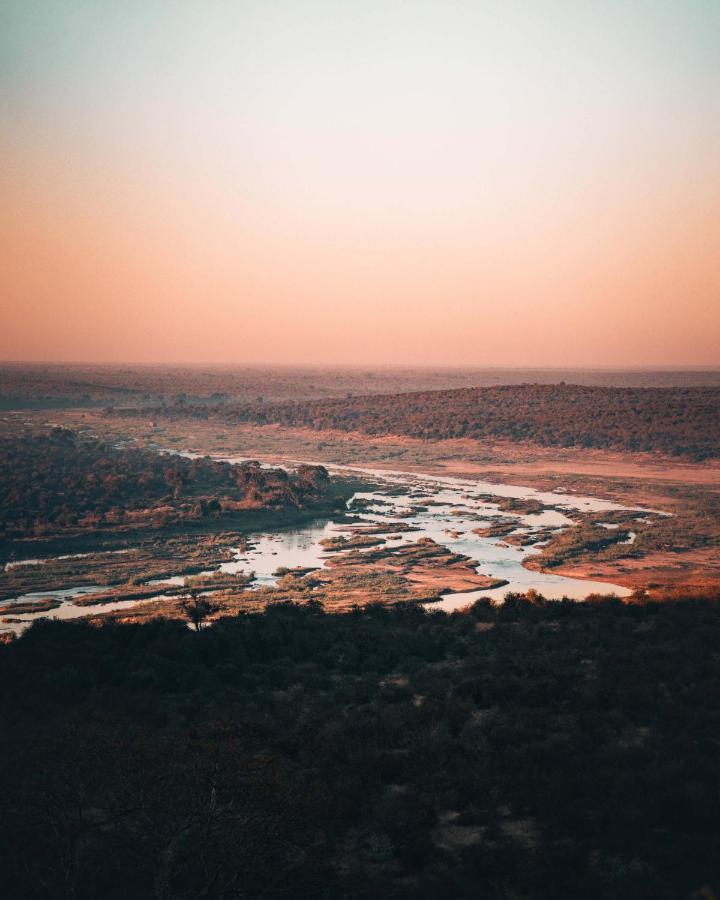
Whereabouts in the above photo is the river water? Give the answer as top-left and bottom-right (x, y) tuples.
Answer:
(2, 458), (647, 633)
(220, 463), (638, 610)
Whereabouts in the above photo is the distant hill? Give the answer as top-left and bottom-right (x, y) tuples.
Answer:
(2, 363), (720, 409)
(120, 383), (720, 461)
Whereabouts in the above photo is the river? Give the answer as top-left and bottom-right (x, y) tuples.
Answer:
(2, 457), (648, 632)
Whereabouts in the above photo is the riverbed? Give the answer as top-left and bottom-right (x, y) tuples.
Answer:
(2, 458), (645, 633)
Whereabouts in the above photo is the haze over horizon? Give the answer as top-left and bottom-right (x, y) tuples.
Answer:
(2, 1), (719, 367)
(3, 361), (720, 373)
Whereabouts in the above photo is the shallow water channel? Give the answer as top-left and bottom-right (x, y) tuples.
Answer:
(2, 459), (645, 633)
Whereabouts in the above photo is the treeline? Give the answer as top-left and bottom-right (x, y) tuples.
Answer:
(0, 427), (330, 540)
(2, 594), (720, 898)
(119, 384), (720, 459)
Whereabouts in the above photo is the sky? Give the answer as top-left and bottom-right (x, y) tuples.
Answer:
(1, 0), (719, 366)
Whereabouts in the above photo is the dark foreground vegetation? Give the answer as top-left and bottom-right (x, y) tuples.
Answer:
(2, 596), (720, 898)
(128, 384), (720, 459)
(0, 427), (330, 542)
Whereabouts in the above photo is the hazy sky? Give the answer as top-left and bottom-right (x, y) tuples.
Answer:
(2, 1), (719, 366)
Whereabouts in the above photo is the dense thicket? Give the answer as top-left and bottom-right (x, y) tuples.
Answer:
(0, 428), (329, 539)
(131, 384), (720, 459)
(3, 597), (720, 898)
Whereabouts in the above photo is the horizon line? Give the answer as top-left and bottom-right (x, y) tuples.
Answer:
(1, 360), (720, 372)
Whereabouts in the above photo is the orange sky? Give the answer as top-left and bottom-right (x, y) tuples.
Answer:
(2, 1), (719, 366)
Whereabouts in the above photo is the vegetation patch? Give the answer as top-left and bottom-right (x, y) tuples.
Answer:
(3, 596), (720, 898)
(111, 383), (720, 460)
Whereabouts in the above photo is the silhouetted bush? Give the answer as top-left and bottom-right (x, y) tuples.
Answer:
(2, 595), (720, 897)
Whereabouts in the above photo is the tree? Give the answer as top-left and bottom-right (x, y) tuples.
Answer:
(164, 467), (188, 501)
(181, 591), (220, 632)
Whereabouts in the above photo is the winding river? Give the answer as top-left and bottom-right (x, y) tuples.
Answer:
(2, 457), (645, 633)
